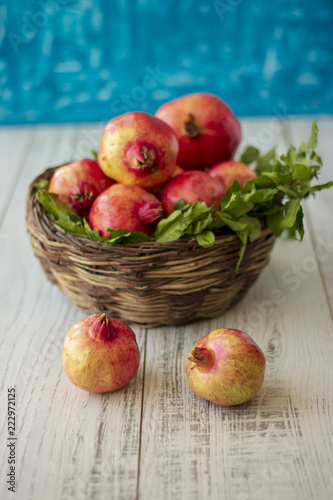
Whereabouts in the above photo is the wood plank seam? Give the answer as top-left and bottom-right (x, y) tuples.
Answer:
(136, 328), (148, 500)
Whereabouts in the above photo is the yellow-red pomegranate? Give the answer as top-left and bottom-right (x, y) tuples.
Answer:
(98, 111), (179, 190)
(63, 314), (140, 393)
(186, 328), (266, 406)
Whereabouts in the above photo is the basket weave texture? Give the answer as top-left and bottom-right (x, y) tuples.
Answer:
(26, 167), (276, 327)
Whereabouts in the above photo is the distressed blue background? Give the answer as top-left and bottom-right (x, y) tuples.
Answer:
(0, 0), (332, 125)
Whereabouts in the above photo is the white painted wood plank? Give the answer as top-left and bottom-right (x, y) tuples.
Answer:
(0, 126), (36, 225)
(1, 119), (332, 500)
(69, 121), (106, 161)
(287, 117), (333, 315)
(0, 125), (144, 500)
(139, 231), (333, 500)
(237, 115), (289, 158)
(139, 119), (333, 500)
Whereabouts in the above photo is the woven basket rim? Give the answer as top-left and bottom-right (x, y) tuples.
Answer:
(27, 165), (274, 256)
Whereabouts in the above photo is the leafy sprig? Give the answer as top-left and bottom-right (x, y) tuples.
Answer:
(36, 190), (151, 244)
(35, 122), (333, 270)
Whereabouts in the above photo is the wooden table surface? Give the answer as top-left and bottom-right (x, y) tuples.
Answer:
(0, 117), (332, 500)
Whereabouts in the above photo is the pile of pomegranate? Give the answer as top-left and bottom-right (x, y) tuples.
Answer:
(48, 92), (257, 237)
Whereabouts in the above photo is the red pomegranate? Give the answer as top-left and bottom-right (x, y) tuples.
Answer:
(209, 160), (257, 191)
(48, 159), (114, 213)
(155, 92), (241, 170)
(89, 183), (163, 237)
(161, 170), (225, 216)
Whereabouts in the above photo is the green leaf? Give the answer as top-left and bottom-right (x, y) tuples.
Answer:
(106, 227), (150, 244)
(252, 175), (277, 189)
(298, 141), (306, 156)
(240, 214), (262, 242)
(91, 149), (98, 161)
(240, 179), (256, 195)
(196, 231), (215, 248)
(173, 199), (186, 211)
(310, 150), (322, 166)
(262, 171), (294, 186)
(153, 210), (188, 243)
(272, 161), (283, 173)
(293, 157), (313, 168)
(207, 212), (248, 232)
(221, 191), (242, 211)
(240, 146), (259, 165)
(302, 181), (333, 195)
(82, 219), (108, 242)
(282, 199), (301, 228)
(267, 210), (285, 237)
(292, 163), (312, 181)
(279, 154), (292, 168)
(36, 192), (106, 241)
(183, 203), (215, 235)
(306, 121), (318, 153)
(277, 185), (297, 197)
(244, 188), (278, 203)
(153, 202), (214, 243)
(33, 179), (50, 190)
(107, 230), (151, 244)
(255, 146), (277, 174)
(229, 201), (254, 218)
(287, 205), (305, 241)
(220, 182), (241, 208)
(107, 228), (129, 238)
(70, 213), (83, 224)
(82, 218), (96, 238)
(187, 213), (214, 235)
(285, 146), (298, 165)
(233, 215), (262, 272)
(222, 191), (254, 218)
(295, 205), (305, 241)
(36, 191), (76, 218)
(235, 230), (248, 273)
(183, 202), (213, 220)
(36, 191), (96, 239)
(55, 218), (88, 237)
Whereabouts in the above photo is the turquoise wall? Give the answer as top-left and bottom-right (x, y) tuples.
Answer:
(0, 0), (332, 124)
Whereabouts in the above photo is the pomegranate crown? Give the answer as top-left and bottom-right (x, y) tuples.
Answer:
(188, 346), (214, 370)
(89, 314), (116, 341)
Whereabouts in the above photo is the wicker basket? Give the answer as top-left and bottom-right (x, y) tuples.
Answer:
(26, 167), (276, 327)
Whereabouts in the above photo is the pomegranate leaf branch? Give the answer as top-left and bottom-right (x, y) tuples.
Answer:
(34, 122), (332, 271)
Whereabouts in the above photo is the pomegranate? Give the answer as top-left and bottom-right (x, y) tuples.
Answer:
(172, 165), (185, 177)
(98, 111), (179, 189)
(160, 170), (225, 216)
(48, 159), (114, 213)
(186, 328), (266, 406)
(150, 164), (184, 199)
(155, 92), (241, 170)
(89, 183), (163, 237)
(63, 314), (140, 393)
(209, 160), (257, 191)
